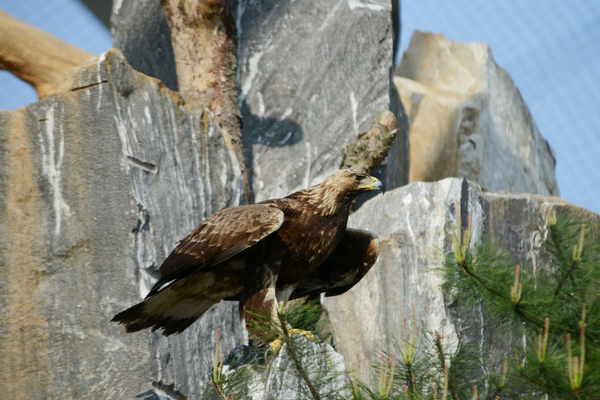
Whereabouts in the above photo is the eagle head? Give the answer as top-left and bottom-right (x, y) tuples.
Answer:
(299, 169), (384, 216)
(346, 170), (384, 194)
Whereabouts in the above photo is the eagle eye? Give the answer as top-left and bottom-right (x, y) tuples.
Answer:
(354, 174), (365, 182)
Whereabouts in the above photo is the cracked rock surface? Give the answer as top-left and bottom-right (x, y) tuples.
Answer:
(0, 49), (244, 399)
(236, 0), (407, 201)
(1, 0), (402, 397)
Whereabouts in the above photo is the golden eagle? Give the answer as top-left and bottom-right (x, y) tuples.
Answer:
(112, 169), (382, 336)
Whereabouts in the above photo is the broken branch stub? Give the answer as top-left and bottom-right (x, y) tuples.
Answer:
(340, 110), (398, 174)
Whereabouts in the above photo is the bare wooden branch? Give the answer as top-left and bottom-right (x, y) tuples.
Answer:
(340, 111), (398, 174)
(159, 0), (248, 198)
(0, 11), (95, 99)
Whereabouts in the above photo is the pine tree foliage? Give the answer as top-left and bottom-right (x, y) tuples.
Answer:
(441, 208), (600, 399)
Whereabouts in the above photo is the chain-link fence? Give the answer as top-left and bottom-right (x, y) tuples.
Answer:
(399, 0), (600, 214)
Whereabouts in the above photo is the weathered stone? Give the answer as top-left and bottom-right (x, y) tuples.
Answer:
(111, 0), (178, 92)
(0, 49), (244, 399)
(1, 0), (403, 396)
(114, 0), (248, 199)
(395, 31), (558, 196)
(111, 0), (408, 200)
(237, 0), (408, 201)
(323, 178), (586, 382)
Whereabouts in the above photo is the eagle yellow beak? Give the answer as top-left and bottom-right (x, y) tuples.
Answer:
(360, 176), (385, 193)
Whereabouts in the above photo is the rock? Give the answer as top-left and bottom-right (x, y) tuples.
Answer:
(111, 0), (409, 198)
(0, 49), (244, 399)
(237, 0), (408, 201)
(0, 4), (576, 397)
(201, 338), (351, 400)
(111, 0), (178, 92)
(323, 178), (583, 381)
(395, 31), (558, 196)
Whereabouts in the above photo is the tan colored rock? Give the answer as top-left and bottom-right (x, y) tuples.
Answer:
(396, 31), (558, 196)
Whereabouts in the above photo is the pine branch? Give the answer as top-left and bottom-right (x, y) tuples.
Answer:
(278, 312), (322, 400)
(212, 328), (231, 400)
(457, 258), (548, 330)
(553, 224), (587, 299)
(432, 333), (461, 400)
(553, 260), (580, 298)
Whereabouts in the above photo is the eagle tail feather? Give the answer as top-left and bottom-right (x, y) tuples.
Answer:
(112, 287), (217, 336)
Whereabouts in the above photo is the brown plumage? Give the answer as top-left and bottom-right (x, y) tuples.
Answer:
(112, 169), (383, 336)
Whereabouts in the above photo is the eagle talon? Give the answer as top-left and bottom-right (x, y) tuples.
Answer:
(288, 328), (315, 342)
(268, 328), (316, 353)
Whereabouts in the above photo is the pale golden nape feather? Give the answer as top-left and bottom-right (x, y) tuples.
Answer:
(288, 169), (374, 216)
(301, 180), (346, 216)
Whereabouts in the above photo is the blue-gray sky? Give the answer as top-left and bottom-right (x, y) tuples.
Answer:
(0, 0), (598, 214)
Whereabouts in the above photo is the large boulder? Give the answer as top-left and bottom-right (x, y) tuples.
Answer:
(323, 178), (582, 380)
(395, 31), (558, 196)
(319, 30), (563, 383)
(0, 49), (244, 399)
(111, 0), (408, 203)
(238, 0), (407, 201)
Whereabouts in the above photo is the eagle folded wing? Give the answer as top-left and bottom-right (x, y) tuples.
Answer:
(291, 228), (380, 299)
(147, 204), (284, 297)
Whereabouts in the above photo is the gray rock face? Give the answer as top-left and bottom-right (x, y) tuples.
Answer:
(0, 49), (244, 399)
(323, 178), (576, 381)
(111, 0), (408, 199)
(1, 0), (402, 397)
(237, 0), (407, 201)
(0, 4), (574, 398)
(111, 0), (178, 92)
(396, 31), (558, 196)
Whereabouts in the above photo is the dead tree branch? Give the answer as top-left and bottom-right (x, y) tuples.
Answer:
(159, 0), (248, 198)
(0, 11), (94, 99)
